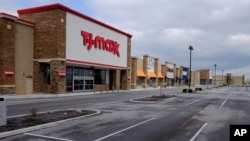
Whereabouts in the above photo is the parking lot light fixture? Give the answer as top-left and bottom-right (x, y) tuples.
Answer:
(188, 45), (194, 88)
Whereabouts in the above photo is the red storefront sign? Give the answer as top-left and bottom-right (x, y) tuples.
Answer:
(4, 71), (14, 76)
(81, 30), (120, 57)
(58, 72), (66, 77)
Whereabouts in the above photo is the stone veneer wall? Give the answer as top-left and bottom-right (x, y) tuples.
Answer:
(161, 64), (167, 87)
(120, 37), (131, 90)
(142, 55), (148, 88)
(19, 9), (66, 94)
(153, 58), (158, 87)
(130, 57), (137, 89)
(0, 18), (15, 94)
(50, 60), (66, 93)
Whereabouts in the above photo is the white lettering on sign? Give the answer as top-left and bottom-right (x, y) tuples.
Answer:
(58, 72), (66, 77)
(81, 30), (120, 57)
(234, 129), (247, 136)
(4, 71), (14, 76)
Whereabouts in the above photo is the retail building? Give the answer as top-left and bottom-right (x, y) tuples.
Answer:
(0, 13), (34, 94)
(130, 55), (166, 89)
(166, 62), (175, 86)
(0, 3), (132, 94)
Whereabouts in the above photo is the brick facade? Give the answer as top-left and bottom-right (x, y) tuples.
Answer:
(19, 9), (67, 94)
(18, 4), (131, 93)
(161, 64), (167, 87)
(0, 18), (15, 94)
(0, 15), (34, 94)
(120, 37), (132, 90)
(130, 57), (137, 89)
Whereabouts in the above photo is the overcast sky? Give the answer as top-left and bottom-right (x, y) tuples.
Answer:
(1, 0), (250, 80)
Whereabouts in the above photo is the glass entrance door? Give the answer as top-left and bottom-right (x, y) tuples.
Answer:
(73, 76), (94, 92)
(85, 79), (94, 91)
(74, 78), (84, 91)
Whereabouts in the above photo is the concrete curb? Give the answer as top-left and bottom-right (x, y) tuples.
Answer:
(128, 96), (177, 104)
(0, 110), (101, 139)
(3, 86), (187, 101)
(128, 99), (156, 104)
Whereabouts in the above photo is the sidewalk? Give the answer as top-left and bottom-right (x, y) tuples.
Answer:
(1, 85), (212, 101)
(1, 87), (174, 101)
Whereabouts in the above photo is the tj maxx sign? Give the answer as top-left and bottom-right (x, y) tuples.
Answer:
(81, 30), (120, 57)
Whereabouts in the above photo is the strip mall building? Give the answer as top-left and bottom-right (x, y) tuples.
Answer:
(0, 3), (245, 95)
(0, 3), (132, 94)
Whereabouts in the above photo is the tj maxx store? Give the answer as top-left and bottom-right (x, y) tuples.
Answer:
(0, 3), (132, 94)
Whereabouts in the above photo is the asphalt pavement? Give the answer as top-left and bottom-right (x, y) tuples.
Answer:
(1, 86), (250, 141)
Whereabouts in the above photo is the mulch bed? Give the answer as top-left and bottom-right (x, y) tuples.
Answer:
(134, 94), (176, 101)
(0, 109), (96, 133)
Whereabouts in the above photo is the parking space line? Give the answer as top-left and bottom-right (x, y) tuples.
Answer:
(185, 99), (202, 107)
(219, 98), (228, 109)
(93, 118), (155, 141)
(24, 133), (74, 141)
(189, 123), (208, 141)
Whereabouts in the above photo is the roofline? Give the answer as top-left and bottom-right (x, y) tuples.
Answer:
(17, 3), (132, 38)
(0, 12), (35, 26)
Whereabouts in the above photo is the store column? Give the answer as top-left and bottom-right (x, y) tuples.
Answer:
(142, 55), (148, 88)
(154, 58), (158, 88)
(50, 60), (66, 94)
(116, 70), (121, 91)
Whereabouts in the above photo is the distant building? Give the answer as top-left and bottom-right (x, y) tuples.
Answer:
(166, 62), (176, 86)
(212, 73), (245, 86)
(130, 55), (166, 89)
(199, 69), (210, 85)
(191, 70), (200, 86)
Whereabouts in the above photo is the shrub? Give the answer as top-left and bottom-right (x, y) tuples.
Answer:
(47, 110), (52, 114)
(26, 108), (37, 121)
(75, 109), (82, 114)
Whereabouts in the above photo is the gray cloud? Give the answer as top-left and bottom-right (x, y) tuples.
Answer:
(1, 0), (250, 79)
(84, 0), (250, 79)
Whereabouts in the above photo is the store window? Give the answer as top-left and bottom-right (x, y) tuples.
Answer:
(85, 68), (94, 77)
(136, 77), (143, 87)
(74, 67), (84, 76)
(95, 69), (106, 84)
(46, 64), (50, 85)
(66, 67), (73, 91)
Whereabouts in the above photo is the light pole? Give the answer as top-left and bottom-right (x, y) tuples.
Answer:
(188, 45), (194, 88)
(214, 64), (217, 87)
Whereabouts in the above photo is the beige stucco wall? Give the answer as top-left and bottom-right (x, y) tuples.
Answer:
(231, 76), (244, 86)
(137, 58), (143, 70)
(15, 23), (34, 94)
(158, 64), (161, 73)
(191, 71), (200, 86)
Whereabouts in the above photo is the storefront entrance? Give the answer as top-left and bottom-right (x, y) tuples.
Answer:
(73, 76), (94, 92)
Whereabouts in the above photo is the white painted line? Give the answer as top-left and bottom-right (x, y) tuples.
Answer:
(219, 98), (228, 109)
(93, 118), (155, 141)
(185, 99), (202, 107)
(189, 123), (208, 141)
(24, 133), (74, 141)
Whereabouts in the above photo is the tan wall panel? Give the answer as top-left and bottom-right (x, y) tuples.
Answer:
(137, 58), (143, 70)
(15, 23), (34, 94)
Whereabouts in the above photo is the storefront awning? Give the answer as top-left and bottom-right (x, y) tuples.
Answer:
(148, 72), (157, 78)
(137, 70), (146, 77)
(157, 72), (164, 78)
